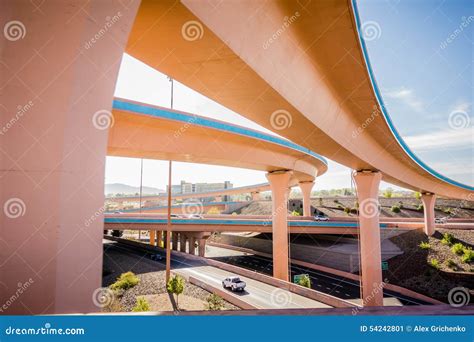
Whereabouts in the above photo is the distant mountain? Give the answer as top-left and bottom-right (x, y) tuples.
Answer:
(105, 183), (164, 196)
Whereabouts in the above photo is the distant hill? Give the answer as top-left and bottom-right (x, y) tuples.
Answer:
(105, 183), (164, 196)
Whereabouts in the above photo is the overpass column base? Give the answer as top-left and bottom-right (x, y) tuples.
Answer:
(354, 171), (383, 307)
(188, 236), (196, 255)
(266, 171), (292, 281)
(421, 194), (436, 236)
(299, 181), (315, 217)
(198, 239), (206, 257)
(179, 234), (187, 252)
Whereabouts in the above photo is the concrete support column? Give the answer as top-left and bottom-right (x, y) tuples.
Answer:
(180, 234), (187, 252)
(0, 1), (140, 314)
(188, 236), (196, 255)
(266, 171), (292, 281)
(299, 181), (315, 217)
(354, 171), (383, 307)
(251, 192), (261, 201)
(149, 231), (156, 246)
(172, 233), (179, 251)
(198, 239), (206, 257)
(421, 193), (437, 236)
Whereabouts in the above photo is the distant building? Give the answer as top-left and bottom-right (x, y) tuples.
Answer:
(166, 180), (233, 201)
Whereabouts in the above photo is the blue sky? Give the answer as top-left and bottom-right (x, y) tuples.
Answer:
(106, 0), (472, 191)
(357, 0), (473, 185)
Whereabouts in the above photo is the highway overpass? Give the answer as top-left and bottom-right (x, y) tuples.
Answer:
(1, 0), (472, 314)
(106, 183), (272, 203)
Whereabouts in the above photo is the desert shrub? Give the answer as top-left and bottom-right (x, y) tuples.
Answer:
(441, 233), (454, 246)
(419, 241), (431, 250)
(206, 294), (225, 311)
(452, 243), (465, 255)
(445, 259), (456, 269)
(461, 247), (474, 263)
(132, 297), (150, 312)
(429, 259), (440, 269)
(343, 207), (350, 214)
(443, 207), (452, 215)
(297, 274), (312, 288)
(390, 205), (401, 213)
(110, 272), (140, 291)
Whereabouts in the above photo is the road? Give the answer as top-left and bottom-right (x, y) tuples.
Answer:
(206, 245), (429, 306)
(104, 240), (331, 310)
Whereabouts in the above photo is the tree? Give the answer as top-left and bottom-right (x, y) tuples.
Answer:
(414, 191), (422, 199)
(167, 275), (185, 309)
(291, 210), (301, 216)
(206, 294), (225, 311)
(207, 207), (221, 214)
(383, 188), (393, 198)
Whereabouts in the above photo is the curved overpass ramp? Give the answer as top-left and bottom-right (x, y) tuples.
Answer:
(109, 98), (328, 184)
(125, 0), (473, 200)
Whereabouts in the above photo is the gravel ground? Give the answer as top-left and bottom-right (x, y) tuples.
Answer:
(102, 242), (239, 312)
(237, 198), (474, 219)
(384, 229), (474, 303)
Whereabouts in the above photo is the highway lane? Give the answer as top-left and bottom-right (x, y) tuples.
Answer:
(104, 240), (331, 310)
(207, 246), (429, 306)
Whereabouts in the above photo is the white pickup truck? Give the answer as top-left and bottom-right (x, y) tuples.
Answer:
(222, 276), (246, 292)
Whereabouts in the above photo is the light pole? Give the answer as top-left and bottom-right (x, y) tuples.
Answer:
(166, 76), (174, 282)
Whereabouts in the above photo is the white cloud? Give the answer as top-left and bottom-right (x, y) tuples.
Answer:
(385, 87), (424, 112)
(404, 127), (473, 151)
